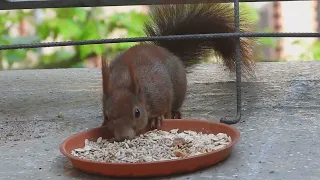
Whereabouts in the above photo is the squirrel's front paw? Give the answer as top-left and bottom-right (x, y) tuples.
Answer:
(172, 110), (182, 119)
(150, 115), (164, 129)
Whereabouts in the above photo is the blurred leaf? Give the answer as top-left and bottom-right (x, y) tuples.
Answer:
(0, 7), (150, 69)
(2, 35), (40, 44)
(71, 62), (85, 68)
(79, 45), (92, 59)
(314, 53), (320, 60)
(81, 22), (99, 39)
(258, 37), (278, 47)
(7, 49), (27, 65)
(46, 19), (63, 39)
(78, 21), (105, 59)
(55, 50), (76, 62)
(292, 40), (320, 61)
(292, 40), (302, 45)
(37, 22), (51, 39)
(44, 18), (82, 40)
(79, 43), (105, 59)
(240, 3), (259, 24)
(55, 8), (76, 19)
(40, 50), (76, 65)
(93, 44), (105, 55)
(55, 8), (88, 22)
(74, 8), (88, 22)
(311, 41), (320, 60)
(58, 19), (82, 39)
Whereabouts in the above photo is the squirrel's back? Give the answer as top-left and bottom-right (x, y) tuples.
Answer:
(108, 44), (180, 89)
(108, 43), (186, 113)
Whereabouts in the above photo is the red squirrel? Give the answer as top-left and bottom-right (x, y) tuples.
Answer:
(101, 4), (254, 141)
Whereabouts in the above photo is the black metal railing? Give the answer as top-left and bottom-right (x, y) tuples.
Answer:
(1, 0), (320, 124)
(0, 0), (312, 10)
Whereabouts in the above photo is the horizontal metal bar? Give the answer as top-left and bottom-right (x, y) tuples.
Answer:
(0, 0), (313, 10)
(0, 32), (319, 50)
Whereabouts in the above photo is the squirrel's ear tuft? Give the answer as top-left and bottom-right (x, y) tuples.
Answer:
(101, 55), (111, 95)
(126, 62), (141, 97)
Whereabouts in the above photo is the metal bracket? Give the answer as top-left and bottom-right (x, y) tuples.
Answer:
(220, 0), (242, 125)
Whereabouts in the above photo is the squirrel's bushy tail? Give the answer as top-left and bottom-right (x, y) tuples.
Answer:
(144, 3), (255, 72)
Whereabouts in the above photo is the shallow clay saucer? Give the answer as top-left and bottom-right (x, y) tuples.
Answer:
(60, 119), (240, 177)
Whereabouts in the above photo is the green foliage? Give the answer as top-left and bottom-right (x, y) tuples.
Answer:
(105, 11), (149, 57)
(2, 5), (318, 69)
(240, 3), (280, 62)
(0, 10), (37, 69)
(0, 8), (148, 69)
(257, 28), (280, 49)
(34, 8), (148, 68)
(291, 39), (320, 60)
(240, 3), (260, 24)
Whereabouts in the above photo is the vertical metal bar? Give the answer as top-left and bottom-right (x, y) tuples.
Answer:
(220, 0), (242, 124)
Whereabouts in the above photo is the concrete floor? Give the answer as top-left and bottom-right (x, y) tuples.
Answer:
(1, 62), (320, 180)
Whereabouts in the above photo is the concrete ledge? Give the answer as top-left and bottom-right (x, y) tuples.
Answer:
(1, 61), (320, 180)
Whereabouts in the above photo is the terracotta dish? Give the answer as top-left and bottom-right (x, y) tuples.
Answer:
(60, 119), (240, 177)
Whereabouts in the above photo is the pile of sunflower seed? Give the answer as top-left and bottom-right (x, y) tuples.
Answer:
(71, 129), (232, 163)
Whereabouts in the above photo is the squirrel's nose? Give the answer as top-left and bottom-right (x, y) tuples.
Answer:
(114, 127), (135, 141)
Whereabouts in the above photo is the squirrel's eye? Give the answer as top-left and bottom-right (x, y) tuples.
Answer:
(135, 108), (140, 118)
